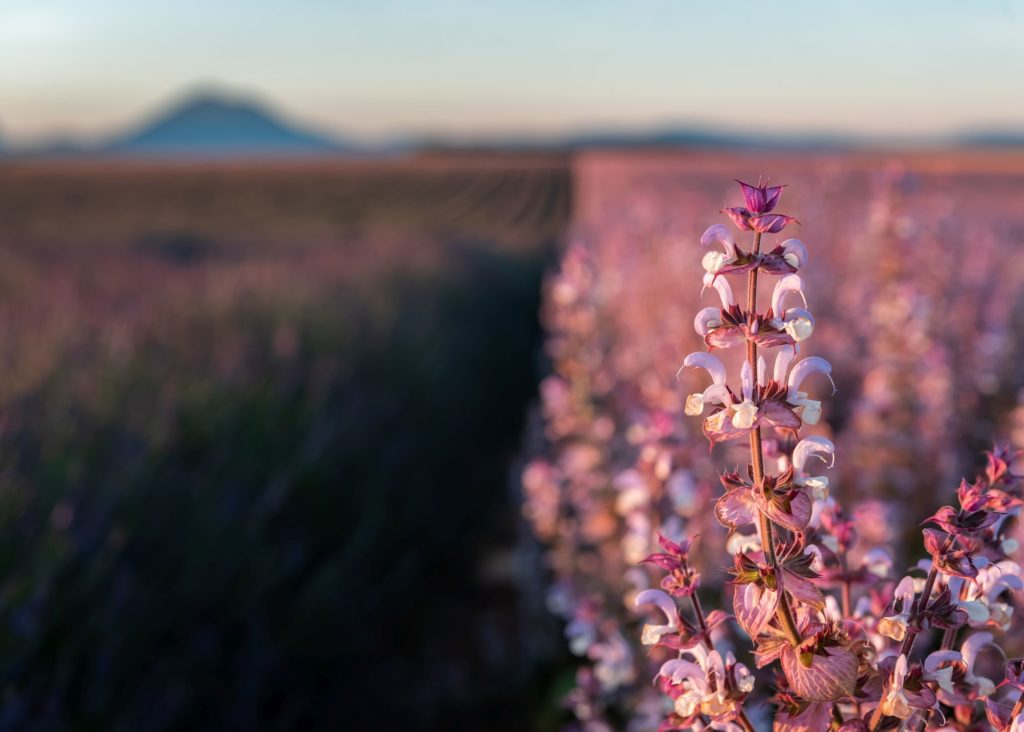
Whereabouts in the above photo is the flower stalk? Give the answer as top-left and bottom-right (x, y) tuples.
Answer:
(635, 179), (1024, 731)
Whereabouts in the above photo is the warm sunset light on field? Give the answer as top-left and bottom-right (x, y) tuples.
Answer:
(1, 2), (1024, 730)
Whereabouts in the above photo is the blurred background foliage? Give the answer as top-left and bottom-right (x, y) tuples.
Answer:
(0, 157), (571, 730)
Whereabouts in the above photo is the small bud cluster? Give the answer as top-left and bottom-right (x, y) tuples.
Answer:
(636, 180), (1024, 731)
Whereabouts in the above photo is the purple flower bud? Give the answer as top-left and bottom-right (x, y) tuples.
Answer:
(737, 179), (785, 214)
(749, 213), (799, 234)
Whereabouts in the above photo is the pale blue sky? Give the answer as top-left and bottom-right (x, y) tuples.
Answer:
(1, 0), (1022, 144)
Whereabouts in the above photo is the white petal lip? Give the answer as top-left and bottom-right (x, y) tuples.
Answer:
(731, 400), (759, 429)
(771, 274), (807, 317)
(681, 352), (727, 385)
(792, 436), (836, 473)
(787, 356), (835, 401)
(702, 250), (735, 274)
(781, 238), (807, 267)
(782, 308), (815, 341)
(701, 224), (738, 257)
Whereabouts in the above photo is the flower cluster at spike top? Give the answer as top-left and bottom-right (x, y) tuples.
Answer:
(634, 180), (1024, 732)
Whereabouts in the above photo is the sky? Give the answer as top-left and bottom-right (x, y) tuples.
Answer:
(1, 0), (1022, 145)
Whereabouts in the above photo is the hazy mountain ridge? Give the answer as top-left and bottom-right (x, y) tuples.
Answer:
(2, 88), (1022, 159)
(109, 93), (348, 155)
(4, 91), (359, 159)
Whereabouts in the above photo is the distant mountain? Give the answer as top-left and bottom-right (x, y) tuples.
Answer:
(4, 86), (1021, 159)
(103, 91), (349, 156)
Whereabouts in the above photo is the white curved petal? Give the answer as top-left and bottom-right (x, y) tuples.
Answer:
(787, 356), (834, 400)
(680, 352), (727, 385)
(893, 653), (908, 687)
(924, 650), (962, 673)
(694, 307), (722, 336)
(771, 274), (806, 317)
(701, 384), (733, 407)
(635, 589), (678, 626)
(894, 575), (917, 605)
(961, 632), (994, 671)
(701, 224), (738, 257)
(702, 272), (735, 308)
(773, 346), (796, 384)
(792, 436), (836, 473)
(923, 651), (961, 694)
(740, 360), (754, 401)
(659, 659), (705, 685)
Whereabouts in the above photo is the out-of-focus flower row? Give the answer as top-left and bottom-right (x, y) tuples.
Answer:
(520, 156), (1024, 730)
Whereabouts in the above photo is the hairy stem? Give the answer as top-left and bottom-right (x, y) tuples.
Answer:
(747, 231), (802, 648)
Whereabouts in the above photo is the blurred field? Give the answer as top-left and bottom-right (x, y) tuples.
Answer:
(3, 149), (1024, 731)
(0, 155), (571, 731)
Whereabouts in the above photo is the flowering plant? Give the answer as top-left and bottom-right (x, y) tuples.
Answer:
(635, 179), (1024, 731)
